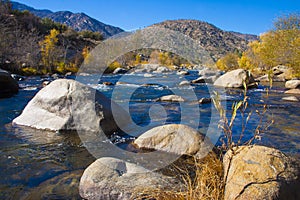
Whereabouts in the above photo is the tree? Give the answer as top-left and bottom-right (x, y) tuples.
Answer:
(39, 29), (60, 72)
(216, 53), (240, 71)
(238, 13), (300, 76)
(274, 13), (300, 30)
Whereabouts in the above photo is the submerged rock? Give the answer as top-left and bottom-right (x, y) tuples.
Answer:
(79, 157), (182, 200)
(282, 96), (299, 102)
(0, 69), (19, 98)
(285, 89), (300, 94)
(214, 69), (256, 88)
(13, 79), (129, 134)
(133, 124), (212, 159)
(223, 145), (300, 200)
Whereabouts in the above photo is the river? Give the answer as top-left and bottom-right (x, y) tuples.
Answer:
(0, 71), (299, 199)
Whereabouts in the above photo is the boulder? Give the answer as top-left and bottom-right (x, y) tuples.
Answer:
(285, 80), (300, 89)
(199, 97), (211, 104)
(272, 65), (290, 75)
(133, 124), (212, 159)
(192, 75), (218, 84)
(285, 89), (300, 94)
(113, 67), (127, 74)
(13, 79), (129, 134)
(179, 80), (190, 86)
(157, 95), (185, 102)
(144, 73), (154, 78)
(282, 96), (299, 102)
(198, 68), (222, 77)
(0, 69), (19, 98)
(79, 157), (182, 200)
(255, 74), (286, 82)
(214, 69), (256, 88)
(154, 66), (171, 73)
(223, 145), (300, 200)
(176, 70), (189, 75)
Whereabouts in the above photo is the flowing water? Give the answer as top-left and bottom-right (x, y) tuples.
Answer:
(0, 72), (299, 199)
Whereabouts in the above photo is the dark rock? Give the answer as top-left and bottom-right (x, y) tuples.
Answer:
(0, 69), (19, 98)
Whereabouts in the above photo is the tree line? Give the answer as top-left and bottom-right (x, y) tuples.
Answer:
(0, 0), (103, 75)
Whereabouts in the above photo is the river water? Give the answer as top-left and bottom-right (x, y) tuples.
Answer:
(0, 71), (299, 199)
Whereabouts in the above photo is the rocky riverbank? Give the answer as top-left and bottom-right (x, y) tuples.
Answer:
(10, 75), (300, 200)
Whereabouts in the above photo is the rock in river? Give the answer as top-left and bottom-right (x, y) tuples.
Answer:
(157, 95), (185, 102)
(223, 145), (300, 200)
(285, 80), (300, 89)
(13, 79), (129, 134)
(0, 69), (19, 98)
(214, 69), (256, 88)
(133, 124), (213, 159)
(79, 157), (182, 200)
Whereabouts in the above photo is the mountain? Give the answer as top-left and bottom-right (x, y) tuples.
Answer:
(229, 31), (259, 41)
(11, 1), (124, 38)
(152, 20), (253, 61)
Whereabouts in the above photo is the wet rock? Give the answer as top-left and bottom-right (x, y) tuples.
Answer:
(192, 75), (218, 84)
(113, 67), (127, 74)
(157, 95), (185, 102)
(214, 69), (256, 88)
(154, 66), (171, 73)
(256, 74), (286, 82)
(176, 70), (189, 75)
(223, 145), (300, 200)
(285, 80), (300, 89)
(199, 97), (211, 104)
(11, 74), (25, 81)
(285, 89), (300, 94)
(79, 157), (182, 200)
(0, 69), (19, 98)
(282, 96), (299, 102)
(144, 73), (154, 78)
(103, 81), (114, 86)
(179, 80), (190, 86)
(13, 79), (129, 134)
(133, 124), (212, 159)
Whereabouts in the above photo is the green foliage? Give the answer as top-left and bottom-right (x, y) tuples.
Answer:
(79, 30), (103, 41)
(40, 18), (68, 34)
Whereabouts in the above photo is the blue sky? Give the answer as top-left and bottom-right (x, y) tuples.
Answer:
(15, 0), (300, 35)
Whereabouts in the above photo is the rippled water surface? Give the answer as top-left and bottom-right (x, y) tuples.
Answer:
(0, 72), (299, 199)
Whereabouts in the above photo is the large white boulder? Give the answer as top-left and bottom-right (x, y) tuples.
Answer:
(133, 124), (213, 159)
(13, 79), (129, 134)
(79, 157), (182, 200)
(214, 69), (256, 88)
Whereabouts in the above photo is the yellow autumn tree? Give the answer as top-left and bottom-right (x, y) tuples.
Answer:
(216, 53), (240, 71)
(239, 13), (300, 76)
(39, 29), (60, 72)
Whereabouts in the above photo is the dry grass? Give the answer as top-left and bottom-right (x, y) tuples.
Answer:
(131, 153), (224, 200)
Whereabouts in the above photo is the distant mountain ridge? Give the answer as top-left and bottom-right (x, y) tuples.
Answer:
(152, 20), (254, 61)
(11, 1), (124, 38)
